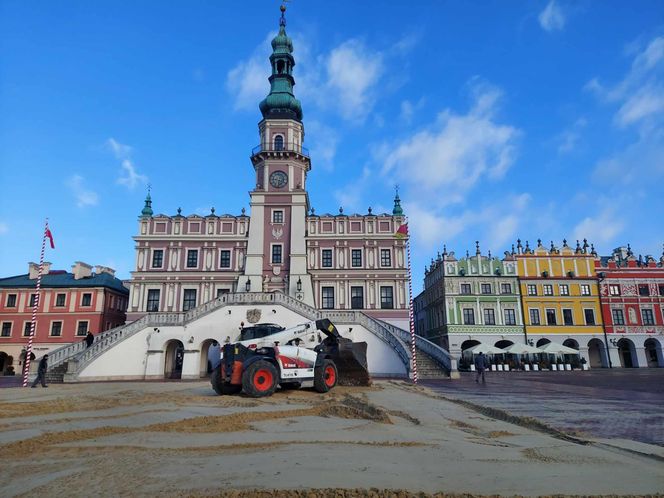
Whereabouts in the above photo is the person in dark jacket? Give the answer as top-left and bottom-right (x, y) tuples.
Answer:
(85, 331), (94, 348)
(474, 352), (490, 384)
(31, 354), (48, 388)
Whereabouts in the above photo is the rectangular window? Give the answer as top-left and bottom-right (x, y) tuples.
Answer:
(584, 309), (596, 325)
(580, 284), (591, 296)
(380, 286), (394, 309)
(483, 308), (496, 325)
(1, 323), (11, 337)
(6, 294), (17, 307)
(463, 308), (475, 325)
(147, 289), (160, 312)
(321, 287), (335, 309)
(642, 308), (655, 325)
(559, 284), (569, 296)
(321, 249), (333, 268)
(219, 250), (231, 268)
(609, 284), (620, 296)
(527, 284), (537, 296)
(186, 250), (198, 268)
(77, 321), (89, 336)
(546, 309), (557, 325)
(612, 309), (625, 325)
(460, 283), (472, 295)
(55, 293), (66, 307)
(50, 321), (62, 337)
(183, 289), (197, 311)
(543, 284), (553, 296)
(24, 322), (32, 336)
(29, 294), (38, 307)
(272, 210), (284, 223)
(563, 309), (574, 326)
(351, 249), (362, 268)
(217, 288), (230, 298)
(350, 286), (364, 309)
(638, 285), (650, 297)
(481, 283), (492, 294)
(271, 245), (282, 264)
(380, 249), (391, 267)
(504, 309), (516, 325)
(659, 284), (664, 297)
(500, 283), (511, 294)
(152, 249), (164, 268)
(81, 293), (92, 306)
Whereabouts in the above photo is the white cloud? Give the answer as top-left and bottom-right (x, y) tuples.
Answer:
(226, 32), (275, 112)
(306, 120), (339, 171)
(557, 117), (587, 153)
(106, 137), (148, 190)
(67, 175), (99, 208)
(573, 207), (625, 244)
(0, 222), (8, 235)
(538, 0), (566, 32)
(106, 137), (132, 160)
(380, 80), (520, 202)
(117, 159), (148, 190)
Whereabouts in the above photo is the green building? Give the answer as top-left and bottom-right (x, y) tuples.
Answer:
(414, 243), (525, 363)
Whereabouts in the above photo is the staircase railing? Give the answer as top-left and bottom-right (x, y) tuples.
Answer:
(376, 319), (455, 374)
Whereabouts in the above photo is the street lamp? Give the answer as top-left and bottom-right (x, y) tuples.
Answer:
(245, 279), (251, 292)
(609, 338), (619, 346)
(296, 277), (302, 292)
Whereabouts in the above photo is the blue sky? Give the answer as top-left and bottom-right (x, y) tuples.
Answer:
(1, 1), (662, 294)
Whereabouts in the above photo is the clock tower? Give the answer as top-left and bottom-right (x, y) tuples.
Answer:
(240, 5), (314, 305)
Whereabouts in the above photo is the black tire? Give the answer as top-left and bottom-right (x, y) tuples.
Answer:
(279, 382), (301, 390)
(242, 360), (278, 398)
(314, 359), (338, 393)
(210, 366), (242, 396)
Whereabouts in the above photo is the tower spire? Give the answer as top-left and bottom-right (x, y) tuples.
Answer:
(392, 185), (404, 216)
(259, 4), (302, 121)
(140, 185), (153, 218)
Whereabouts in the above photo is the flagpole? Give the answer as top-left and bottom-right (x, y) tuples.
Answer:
(22, 220), (50, 387)
(406, 219), (417, 384)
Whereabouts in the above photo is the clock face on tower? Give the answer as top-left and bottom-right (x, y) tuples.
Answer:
(269, 170), (288, 188)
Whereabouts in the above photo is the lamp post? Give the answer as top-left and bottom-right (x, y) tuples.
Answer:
(296, 277), (302, 292)
(245, 279), (251, 292)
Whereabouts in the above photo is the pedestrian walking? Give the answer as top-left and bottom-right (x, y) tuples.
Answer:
(31, 354), (48, 388)
(85, 331), (94, 348)
(474, 352), (489, 384)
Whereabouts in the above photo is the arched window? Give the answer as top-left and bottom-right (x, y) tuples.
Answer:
(274, 135), (284, 151)
(277, 60), (285, 74)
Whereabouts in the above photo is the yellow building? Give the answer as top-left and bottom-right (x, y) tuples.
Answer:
(516, 239), (605, 362)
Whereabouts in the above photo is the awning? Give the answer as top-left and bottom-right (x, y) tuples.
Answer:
(463, 343), (505, 355)
(502, 343), (543, 355)
(538, 342), (580, 354)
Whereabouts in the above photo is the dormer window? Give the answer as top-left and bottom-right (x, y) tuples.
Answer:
(274, 135), (284, 151)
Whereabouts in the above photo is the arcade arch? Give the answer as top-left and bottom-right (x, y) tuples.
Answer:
(587, 338), (607, 368)
(164, 340), (185, 379)
(617, 338), (637, 368)
(644, 338), (663, 368)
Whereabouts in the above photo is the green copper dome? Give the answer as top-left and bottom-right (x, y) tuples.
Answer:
(259, 6), (303, 122)
(141, 191), (153, 218)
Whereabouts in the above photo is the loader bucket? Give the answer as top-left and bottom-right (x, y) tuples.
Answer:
(330, 338), (370, 386)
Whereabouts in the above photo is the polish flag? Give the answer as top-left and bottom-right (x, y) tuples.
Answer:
(45, 226), (55, 249)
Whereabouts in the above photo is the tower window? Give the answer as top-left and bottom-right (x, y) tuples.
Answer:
(273, 210), (284, 223)
(272, 245), (283, 264)
(277, 60), (285, 74)
(274, 135), (284, 151)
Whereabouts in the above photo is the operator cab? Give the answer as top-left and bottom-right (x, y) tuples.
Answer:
(238, 323), (285, 341)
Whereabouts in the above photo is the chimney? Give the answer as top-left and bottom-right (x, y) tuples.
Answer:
(28, 262), (52, 279)
(71, 261), (93, 280)
(94, 265), (116, 277)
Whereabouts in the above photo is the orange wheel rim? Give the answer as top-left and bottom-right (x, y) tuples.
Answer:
(253, 368), (273, 391)
(324, 365), (336, 387)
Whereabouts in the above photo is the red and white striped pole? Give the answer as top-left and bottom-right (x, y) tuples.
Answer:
(22, 220), (50, 387)
(406, 224), (417, 384)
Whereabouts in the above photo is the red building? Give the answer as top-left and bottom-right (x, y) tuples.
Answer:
(0, 261), (129, 375)
(596, 246), (664, 368)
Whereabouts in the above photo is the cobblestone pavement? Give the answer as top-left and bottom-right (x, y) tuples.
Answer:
(423, 369), (664, 446)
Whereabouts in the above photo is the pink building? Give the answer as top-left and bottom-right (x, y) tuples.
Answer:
(126, 8), (409, 330)
(0, 262), (128, 375)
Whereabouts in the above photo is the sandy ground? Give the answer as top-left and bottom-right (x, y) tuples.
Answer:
(0, 380), (662, 497)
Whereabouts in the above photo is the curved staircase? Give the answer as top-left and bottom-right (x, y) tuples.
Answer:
(46, 292), (455, 382)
